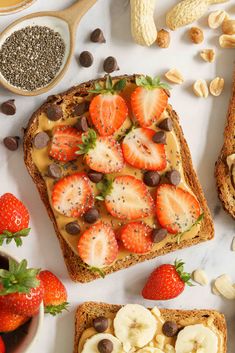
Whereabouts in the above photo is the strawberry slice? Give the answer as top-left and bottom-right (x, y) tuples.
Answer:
(101, 175), (154, 220)
(122, 127), (167, 171)
(131, 76), (169, 127)
(89, 76), (128, 136)
(77, 129), (124, 174)
(51, 173), (93, 217)
(156, 184), (201, 234)
(120, 222), (153, 254)
(77, 221), (118, 268)
(49, 125), (82, 162)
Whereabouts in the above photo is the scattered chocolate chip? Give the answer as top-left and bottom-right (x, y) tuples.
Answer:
(98, 339), (113, 353)
(46, 104), (63, 121)
(3, 136), (19, 151)
(1, 100), (16, 115)
(162, 321), (178, 337)
(84, 207), (100, 224)
(143, 171), (160, 187)
(65, 222), (81, 235)
(75, 116), (89, 132)
(158, 118), (172, 132)
(90, 28), (106, 43)
(33, 132), (50, 149)
(103, 56), (119, 73)
(79, 51), (94, 67)
(93, 317), (109, 333)
(152, 131), (166, 144)
(48, 163), (62, 179)
(166, 170), (181, 186)
(73, 101), (90, 116)
(152, 228), (167, 243)
(87, 170), (104, 183)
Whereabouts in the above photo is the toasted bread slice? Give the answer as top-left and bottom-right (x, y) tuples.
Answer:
(24, 74), (214, 283)
(215, 70), (235, 218)
(74, 302), (227, 353)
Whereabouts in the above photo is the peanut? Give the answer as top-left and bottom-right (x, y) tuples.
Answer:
(219, 34), (235, 48)
(193, 79), (209, 98)
(156, 29), (170, 48)
(189, 27), (204, 44)
(192, 269), (209, 286)
(200, 49), (215, 62)
(222, 19), (235, 35)
(214, 274), (235, 300)
(165, 69), (184, 84)
(209, 77), (224, 96)
(208, 10), (228, 29)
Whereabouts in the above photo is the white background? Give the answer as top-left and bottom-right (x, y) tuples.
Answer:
(0, 0), (235, 352)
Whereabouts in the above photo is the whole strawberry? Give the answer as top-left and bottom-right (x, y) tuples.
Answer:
(0, 309), (29, 333)
(142, 260), (192, 300)
(39, 270), (68, 316)
(0, 193), (30, 246)
(0, 336), (5, 353)
(0, 259), (44, 316)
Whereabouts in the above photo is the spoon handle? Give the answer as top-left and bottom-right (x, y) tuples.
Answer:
(58, 0), (97, 28)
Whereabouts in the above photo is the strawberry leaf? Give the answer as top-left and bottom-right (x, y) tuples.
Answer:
(176, 213), (204, 244)
(96, 177), (113, 200)
(174, 259), (193, 287)
(113, 78), (126, 92)
(136, 75), (171, 91)
(89, 76), (126, 94)
(0, 228), (31, 247)
(76, 129), (97, 155)
(89, 267), (106, 278)
(45, 302), (69, 316)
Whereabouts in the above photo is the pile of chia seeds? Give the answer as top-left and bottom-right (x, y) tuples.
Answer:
(0, 25), (65, 91)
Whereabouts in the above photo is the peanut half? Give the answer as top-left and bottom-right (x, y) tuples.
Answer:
(208, 10), (228, 29)
(192, 269), (209, 286)
(193, 79), (209, 98)
(189, 27), (204, 44)
(165, 69), (185, 84)
(200, 49), (215, 62)
(219, 34), (235, 48)
(156, 29), (170, 48)
(209, 77), (224, 96)
(222, 19), (235, 35)
(214, 274), (235, 300)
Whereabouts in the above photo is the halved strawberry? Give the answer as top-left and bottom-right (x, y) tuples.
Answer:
(49, 125), (82, 162)
(89, 76), (128, 136)
(51, 173), (94, 217)
(77, 221), (118, 268)
(131, 76), (169, 127)
(156, 184), (201, 234)
(101, 175), (154, 220)
(77, 129), (124, 173)
(120, 222), (153, 254)
(122, 127), (167, 171)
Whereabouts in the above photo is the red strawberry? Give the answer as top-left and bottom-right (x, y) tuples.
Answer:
(0, 193), (30, 247)
(131, 76), (169, 127)
(142, 260), (192, 300)
(0, 259), (44, 317)
(0, 309), (29, 333)
(77, 221), (118, 268)
(100, 175), (154, 220)
(120, 222), (153, 254)
(39, 270), (68, 316)
(0, 337), (4, 353)
(52, 173), (94, 217)
(122, 128), (167, 171)
(156, 184), (201, 234)
(77, 129), (124, 173)
(89, 76), (128, 136)
(49, 125), (82, 162)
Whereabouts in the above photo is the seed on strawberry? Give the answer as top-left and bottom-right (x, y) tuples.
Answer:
(51, 173), (94, 218)
(120, 222), (153, 254)
(122, 127), (167, 171)
(0, 309), (29, 333)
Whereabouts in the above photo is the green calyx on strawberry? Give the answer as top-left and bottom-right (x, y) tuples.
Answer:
(77, 128), (97, 155)
(44, 302), (69, 316)
(96, 177), (114, 201)
(135, 75), (171, 91)
(0, 228), (31, 247)
(173, 259), (193, 286)
(89, 75), (126, 95)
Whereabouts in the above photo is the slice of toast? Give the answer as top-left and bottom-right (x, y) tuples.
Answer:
(215, 70), (235, 218)
(23, 74), (214, 283)
(74, 302), (227, 353)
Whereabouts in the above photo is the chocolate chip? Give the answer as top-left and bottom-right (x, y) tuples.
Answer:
(79, 51), (94, 67)
(162, 321), (178, 337)
(48, 164), (62, 179)
(3, 136), (19, 151)
(98, 339), (113, 353)
(87, 170), (104, 183)
(166, 170), (181, 186)
(65, 222), (81, 235)
(143, 171), (160, 187)
(90, 28), (106, 43)
(93, 317), (109, 333)
(84, 207), (100, 224)
(103, 56), (119, 73)
(158, 118), (172, 132)
(1, 100), (16, 115)
(75, 116), (89, 132)
(73, 101), (90, 116)
(46, 104), (63, 121)
(152, 131), (166, 144)
(152, 228), (167, 243)
(33, 132), (50, 149)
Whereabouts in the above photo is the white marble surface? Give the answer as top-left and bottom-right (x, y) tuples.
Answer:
(0, 0), (235, 352)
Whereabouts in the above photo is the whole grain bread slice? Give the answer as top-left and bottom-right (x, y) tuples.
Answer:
(23, 74), (214, 283)
(74, 302), (227, 353)
(215, 70), (235, 218)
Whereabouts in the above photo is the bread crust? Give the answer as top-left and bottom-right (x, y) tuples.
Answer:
(23, 74), (214, 283)
(215, 70), (235, 218)
(74, 302), (227, 353)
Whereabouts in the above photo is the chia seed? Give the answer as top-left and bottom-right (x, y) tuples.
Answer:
(0, 25), (65, 91)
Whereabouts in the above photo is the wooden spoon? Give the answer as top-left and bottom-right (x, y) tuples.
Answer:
(0, 0), (97, 96)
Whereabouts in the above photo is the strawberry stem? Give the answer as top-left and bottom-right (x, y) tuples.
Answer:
(135, 75), (171, 91)
(174, 260), (193, 287)
(44, 302), (69, 316)
(0, 228), (31, 247)
(88, 75), (126, 95)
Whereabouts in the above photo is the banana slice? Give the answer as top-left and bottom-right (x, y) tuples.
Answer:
(81, 333), (123, 353)
(137, 348), (164, 353)
(114, 304), (157, 351)
(175, 324), (218, 353)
